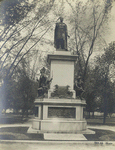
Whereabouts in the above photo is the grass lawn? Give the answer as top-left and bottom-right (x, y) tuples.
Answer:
(0, 114), (30, 124)
(86, 116), (115, 126)
(0, 127), (115, 141)
(0, 114), (115, 141)
(0, 127), (44, 140)
(84, 129), (115, 141)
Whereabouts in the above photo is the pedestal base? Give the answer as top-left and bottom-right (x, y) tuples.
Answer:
(32, 98), (87, 133)
(27, 126), (95, 140)
(44, 133), (87, 140)
(32, 119), (87, 133)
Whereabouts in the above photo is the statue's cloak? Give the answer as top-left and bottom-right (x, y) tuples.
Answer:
(54, 22), (67, 50)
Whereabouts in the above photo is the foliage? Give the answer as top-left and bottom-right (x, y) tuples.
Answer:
(95, 42), (115, 113)
(0, 60), (38, 116)
(84, 41), (115, 120)
(0, 0), (36, 27)
(0, 0), (54, 115)
(85, 67), (114, 114)
(51, 85), (73, 98)
(17, 75), (37, 116)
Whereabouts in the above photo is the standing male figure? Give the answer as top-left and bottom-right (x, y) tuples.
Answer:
(54, 17), (69, 50)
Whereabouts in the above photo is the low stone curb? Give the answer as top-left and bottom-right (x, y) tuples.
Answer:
(0, 140), (115, 145)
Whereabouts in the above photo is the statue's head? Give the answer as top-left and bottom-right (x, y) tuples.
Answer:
(59, 17), (63, 22)
(40, 67), (46, 75)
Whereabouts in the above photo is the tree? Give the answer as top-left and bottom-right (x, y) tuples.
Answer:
(0, 0), (56, 117)
(91, 41), (115, 123)
(66, 0), (112, 86)
(17, 75), (37, 117)
(82, 41), (115, 120)
(0, 0), (36, 29)
(1, 58), (38, 117)
(0, 0), (55, 80)
(83, 70), (98, 118)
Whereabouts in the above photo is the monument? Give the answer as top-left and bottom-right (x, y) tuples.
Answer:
(28, 17), (94, 140)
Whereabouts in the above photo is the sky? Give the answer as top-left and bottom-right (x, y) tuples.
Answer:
(51, 0), (115, 61)
(106, 1), (115, 44)
(90, 1), (115, 60)
(50, 0), (115, 46)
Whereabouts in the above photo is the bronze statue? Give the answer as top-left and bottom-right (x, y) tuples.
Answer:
(54, 17), (69, 51)
(74, 76), (84, 99)
(37, 67), (52, 98)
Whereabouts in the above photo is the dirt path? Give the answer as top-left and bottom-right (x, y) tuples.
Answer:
(0, 142), (115, 150)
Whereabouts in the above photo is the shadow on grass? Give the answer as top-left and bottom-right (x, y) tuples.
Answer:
(0, 127), (28, 133)
(84, 129), (115, 141)
(0, 127), (115, 141)
(0, 127), (44, 140)
(86, 116), (115, 126)
(0, 114), (29, 124)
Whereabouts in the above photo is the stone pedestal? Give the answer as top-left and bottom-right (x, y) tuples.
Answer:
(47, 51), (77, 98)
(29, 51), (91, 140)
(48, 51), (77, 89)
(32, 98), (87, 133)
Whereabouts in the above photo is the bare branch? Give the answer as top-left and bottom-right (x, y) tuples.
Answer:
(9, 25), (52, 77)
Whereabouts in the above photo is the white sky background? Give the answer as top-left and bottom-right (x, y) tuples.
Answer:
(1, 0), (115, 56)
(91, 1), (115, 60)
(106, 1), (115, 43)
(25, 0), (115, 72)
(70, 0), (115, 58)
(47, 0), (115, 47)
(47, 0), (115, 62)
(56, 0), (115, 44)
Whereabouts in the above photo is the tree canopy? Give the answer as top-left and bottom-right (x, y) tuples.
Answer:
(0, 0), (36, 27)
(84, 41), (115, 121)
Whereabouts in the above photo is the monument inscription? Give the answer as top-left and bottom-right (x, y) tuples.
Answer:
(48, 107), (76, 118)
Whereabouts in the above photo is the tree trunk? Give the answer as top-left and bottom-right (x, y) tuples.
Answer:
(26, 110), (28, 118)
(21, 109), (25, 119)
(88, 112), (90, 118)
(103, 74), (108, 124)
(92, 111), (94, 118)
(103, 98), (107, 124)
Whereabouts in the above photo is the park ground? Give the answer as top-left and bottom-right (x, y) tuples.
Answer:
(0, 142), (115, 150)
(0, 113), (115, 141)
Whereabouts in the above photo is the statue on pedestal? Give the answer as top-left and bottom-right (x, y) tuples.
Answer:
(37, 67), (52, 98)
(54, 17), (70, 51)
(74, 76), (84, 99)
